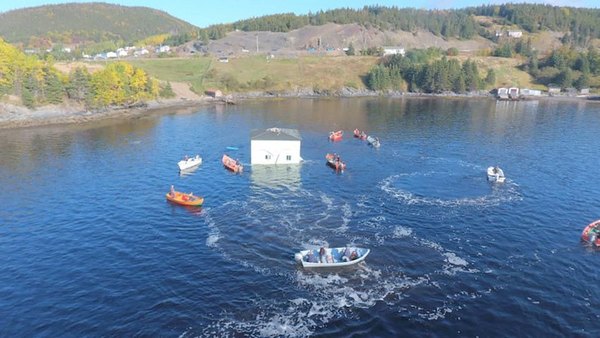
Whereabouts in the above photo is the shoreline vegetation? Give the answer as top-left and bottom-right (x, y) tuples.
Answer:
(1, 89), (597, 130)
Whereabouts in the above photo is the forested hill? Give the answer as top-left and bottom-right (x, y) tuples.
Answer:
(200, 4), (600, 46)
(0, 2), (198, 45)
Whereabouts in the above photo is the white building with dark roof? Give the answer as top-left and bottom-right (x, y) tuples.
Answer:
(250, 127), (302, 165)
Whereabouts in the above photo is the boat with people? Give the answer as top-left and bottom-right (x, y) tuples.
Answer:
(325, 153), (346, 172)
(329, 130), (343, 141)
(177, 154), (202, 171)
(222, 154), (243, 173)
(487, 166), (506, 183)
(166, 185), (204, 207)
(295, 247), (370, 268)
(366, 135), (380, 148)
(581, 219), (600, 247)
(353, 128), (367, 140)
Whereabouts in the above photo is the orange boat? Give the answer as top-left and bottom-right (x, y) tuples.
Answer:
(581, 219), (600, 247)
(325, 153), (346, 172)
(222, 154), (243, 173)
(166, 189), (204, 207)
(353, 128), (367, 140)
(329, 130), (343, 141)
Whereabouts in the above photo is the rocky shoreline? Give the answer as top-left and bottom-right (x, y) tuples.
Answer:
(0, 88), (597, 130)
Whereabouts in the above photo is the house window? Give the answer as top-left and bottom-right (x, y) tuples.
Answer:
(286, 155), (292, 161)
(265, 155), (272, 160)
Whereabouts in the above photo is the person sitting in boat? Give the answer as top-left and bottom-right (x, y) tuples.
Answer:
(184, 155), (189, 161)
(350, 250), (358, 260)
(342, 248), (352, 262)
(494, 166), (499, 174)
(305, 251), (318, 263)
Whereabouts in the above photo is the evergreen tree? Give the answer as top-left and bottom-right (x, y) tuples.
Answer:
(575, 72), (590, 90)
(44, 68), (64, 104)
(556, 68), (573, 88)
(159, 81), (176, 98)
(485, 69), (496, 86)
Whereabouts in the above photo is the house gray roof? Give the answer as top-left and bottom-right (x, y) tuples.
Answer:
(251, 128), (301, 141)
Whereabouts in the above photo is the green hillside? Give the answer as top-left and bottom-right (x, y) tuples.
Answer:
(0, 2), (198, 45)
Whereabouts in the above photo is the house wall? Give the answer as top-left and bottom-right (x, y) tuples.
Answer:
(251, 140), (301, 164)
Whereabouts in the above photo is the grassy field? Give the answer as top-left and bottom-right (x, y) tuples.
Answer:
(454, 55), (542, 90)
(60, 54), (561, 95)
(127, 55), (378, 94)
(127, 57), (213, 92)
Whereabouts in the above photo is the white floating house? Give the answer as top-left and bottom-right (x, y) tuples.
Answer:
(251, 128), (302, 165)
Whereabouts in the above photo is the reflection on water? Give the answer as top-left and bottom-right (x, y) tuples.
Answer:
(250, 164), (301, 191)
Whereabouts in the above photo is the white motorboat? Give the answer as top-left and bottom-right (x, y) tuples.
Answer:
(178, 155), (202, 171)
(487, 166), (505, 183)
(294, 247), (370, 268)
(366, 135), (380, 148)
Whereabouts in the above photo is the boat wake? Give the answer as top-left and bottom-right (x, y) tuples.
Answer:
(380, 174), (522, 208)
(195, 184), (493, 337)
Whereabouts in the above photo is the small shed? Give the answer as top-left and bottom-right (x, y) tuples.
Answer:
(521, 88), (542, 96)
(251, 128), (302, 165)
(204, 89), (223, 98)
(497, 87), (509, 100)
(548, 84), (561, 94)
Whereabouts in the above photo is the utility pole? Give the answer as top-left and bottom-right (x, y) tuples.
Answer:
(256, 34), (259, 53)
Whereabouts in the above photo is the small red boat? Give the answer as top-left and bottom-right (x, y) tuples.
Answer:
(329, 130), (343, 141)
(581, 219), (600, 247)
(222, 154), (243, 173)
(353, 128), (367, 140)
(325, 153), (346, 172)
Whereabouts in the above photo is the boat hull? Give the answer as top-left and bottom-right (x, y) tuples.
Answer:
(366, 135), (380, 148)
(295, 247), (370, 268)
(222, 154), (243, 173)
(329, 130), (343, 141)
(487, 167), (506, 183)
(177, 155), (202, 171)
(581, 220), (600, 247)
(166, 192), (203, 206)
(325, 154), (345, 171)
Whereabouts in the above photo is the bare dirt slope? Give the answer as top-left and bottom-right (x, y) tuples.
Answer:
(169, 82), (202, 100)
(202, 23), (494, 57)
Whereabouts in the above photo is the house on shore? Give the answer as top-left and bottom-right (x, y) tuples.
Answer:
(250, 128), (302, 165)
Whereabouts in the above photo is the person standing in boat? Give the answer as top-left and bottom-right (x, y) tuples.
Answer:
(170, 185), (176, 197)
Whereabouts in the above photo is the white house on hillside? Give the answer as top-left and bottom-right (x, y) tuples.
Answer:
(383, 46), (405, 56)
(507, 30), (523, 38)
(251, 128), (302, 165)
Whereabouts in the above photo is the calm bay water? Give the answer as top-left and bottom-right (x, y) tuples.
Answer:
(1, 97), (599, 337)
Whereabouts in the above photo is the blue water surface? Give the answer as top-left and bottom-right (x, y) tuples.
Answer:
(1, 97), (599, 337)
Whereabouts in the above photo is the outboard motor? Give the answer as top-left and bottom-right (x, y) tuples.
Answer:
(294, 253), (303, 262)
(590, 233), (598, 247)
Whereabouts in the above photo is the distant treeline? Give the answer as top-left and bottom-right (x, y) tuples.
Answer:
(466, 4), (600, 46)
(0, 3), (197, 46)
(525, 46), (600, 89)
(197, 4), (600, 47)
(0, 38), (173, 109)
(199, 7), (478, 41)
(365, 48), (493, 93)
